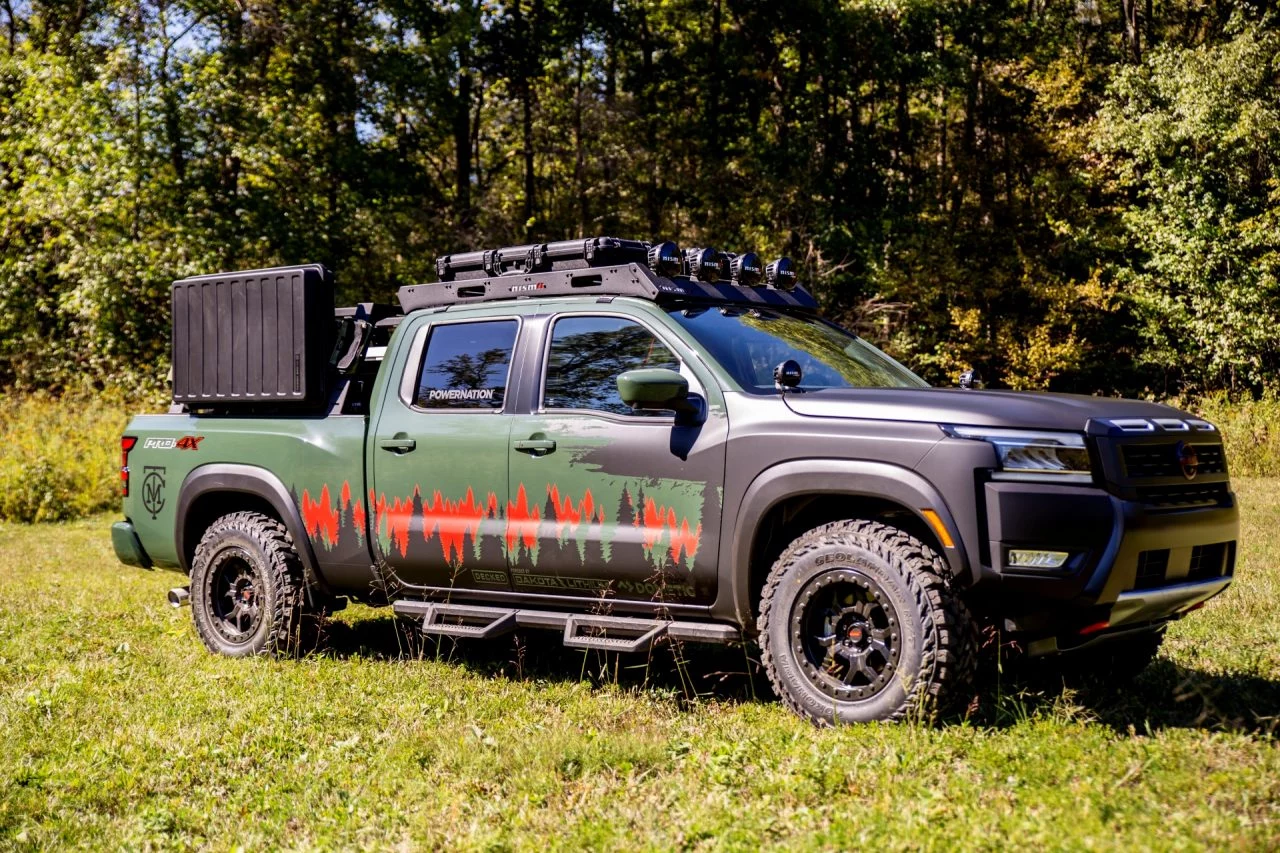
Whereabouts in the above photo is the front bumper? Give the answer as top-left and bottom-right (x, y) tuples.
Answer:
(111, 520), (153, 569)
(979, 480), (1238, 638)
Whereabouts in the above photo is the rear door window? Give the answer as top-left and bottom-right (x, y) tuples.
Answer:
(414, 320), (518, 410)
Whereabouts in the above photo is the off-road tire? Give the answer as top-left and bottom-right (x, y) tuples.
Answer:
(190, 511), (316, 657)
(759, 520), (978, 725)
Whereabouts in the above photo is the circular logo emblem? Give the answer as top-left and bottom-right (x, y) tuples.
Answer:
(1176, 441), (1199, 480)
(142, 467), (167, 519)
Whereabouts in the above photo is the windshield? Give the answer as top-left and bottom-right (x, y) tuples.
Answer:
(666, 305), (928, 392)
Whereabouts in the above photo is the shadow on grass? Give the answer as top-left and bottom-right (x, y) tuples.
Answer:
(319, 613), (772, 708)
(973, 657), (1280, 737)
(317, 613), (1280, 735)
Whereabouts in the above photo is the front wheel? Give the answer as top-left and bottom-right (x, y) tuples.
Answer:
(190, 511), (315, 657)
(758, 520), (977, 724)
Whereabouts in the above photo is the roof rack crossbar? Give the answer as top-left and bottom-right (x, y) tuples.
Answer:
(397, 264), (818, 313)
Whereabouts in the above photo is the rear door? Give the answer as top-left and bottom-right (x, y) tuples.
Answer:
(506, 307), (729, 606)
(369, 315), (520, 592)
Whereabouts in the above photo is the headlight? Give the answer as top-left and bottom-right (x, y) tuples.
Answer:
(945, 426), (1093, 484)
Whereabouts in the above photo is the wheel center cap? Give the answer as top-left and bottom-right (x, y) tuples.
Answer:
(847, 625), (864, 642)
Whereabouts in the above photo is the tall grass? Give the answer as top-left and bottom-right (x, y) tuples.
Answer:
(0, 392), (135, 522)
(1187, 391), (1280, 477)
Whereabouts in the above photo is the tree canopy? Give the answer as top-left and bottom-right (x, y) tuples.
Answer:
(1, 0), (1276, 396)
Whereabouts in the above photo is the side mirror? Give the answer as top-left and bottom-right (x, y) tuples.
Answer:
(617, 368), (702, 422)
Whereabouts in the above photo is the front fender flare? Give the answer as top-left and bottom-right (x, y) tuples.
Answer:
(725, 459), (969, 629)
(176, 463), (327, 590)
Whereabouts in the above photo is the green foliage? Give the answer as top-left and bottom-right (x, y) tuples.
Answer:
(0, 392), (135, 522)
(1095, 22), (1280, 394)
(1190, 391), (1280, 477)
(0, 1), (1276, 397)
(3, 485), (1280, 845)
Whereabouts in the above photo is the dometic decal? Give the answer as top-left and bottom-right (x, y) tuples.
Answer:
(142, 436), (204, 450)
(142, 466), (166, 519)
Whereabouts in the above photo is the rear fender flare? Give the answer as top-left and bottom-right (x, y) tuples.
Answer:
(176, 463), (327, 590)
(727, 459), (969, 627)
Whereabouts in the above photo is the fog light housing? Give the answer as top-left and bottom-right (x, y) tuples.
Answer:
(1007, 549), (1070, 569)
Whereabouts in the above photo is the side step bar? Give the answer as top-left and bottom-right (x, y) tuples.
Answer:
(392, 600), (739, 648)
(563, 615), (666, 653)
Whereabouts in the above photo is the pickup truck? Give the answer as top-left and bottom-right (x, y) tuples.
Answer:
(112, 237), (1239, 724)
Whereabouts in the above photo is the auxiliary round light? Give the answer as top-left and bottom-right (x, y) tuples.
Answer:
(730, 252), (764, 287)
(647, 240), (683, 277)
(764, 257), (797, 290)
(684, 247), (721, 283)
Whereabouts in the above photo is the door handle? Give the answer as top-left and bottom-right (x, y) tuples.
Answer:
(379, 437), (417, 453)
(513, 438), (556, 455)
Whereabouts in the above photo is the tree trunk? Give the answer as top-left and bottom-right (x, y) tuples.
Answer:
(453, 69), (473, 230)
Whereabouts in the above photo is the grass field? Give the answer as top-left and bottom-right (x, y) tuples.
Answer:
(2, 484), (1279, 849)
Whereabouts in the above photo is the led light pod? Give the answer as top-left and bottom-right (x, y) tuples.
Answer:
(647, 240), (683, 277)
(730, 252), (764, 287)
(764, 257), (797, 290)
(684, 247), (721, 283)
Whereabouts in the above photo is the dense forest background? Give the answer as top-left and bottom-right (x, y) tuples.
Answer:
(1, 0), (1278, 397)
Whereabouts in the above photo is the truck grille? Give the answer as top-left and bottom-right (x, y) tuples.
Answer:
(1188, 542), (1234, 581)
(1135, 482), (1230, 509)
(1130, 542), (1234, 592)
(1134, 549), (1170, 589)
(1122, 443), (1227, 478)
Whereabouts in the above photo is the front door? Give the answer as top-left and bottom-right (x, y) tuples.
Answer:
(370, 316), (518, 592)
(507, 312), (728, 606)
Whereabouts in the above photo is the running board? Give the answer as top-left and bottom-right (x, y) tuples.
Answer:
(391, 600), (739, 647)
(562, 614), (666, 653)
(413, 603), (518, 639)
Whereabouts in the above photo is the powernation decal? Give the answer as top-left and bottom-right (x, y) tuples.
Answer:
(296, 479), (707, 572)
(426, 388), (496, 403)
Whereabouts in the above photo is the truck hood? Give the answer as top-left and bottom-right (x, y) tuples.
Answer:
(782, 388), (1187, 432)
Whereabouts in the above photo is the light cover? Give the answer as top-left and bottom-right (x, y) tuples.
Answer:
(1008, 549), (1070, 569)
(946, 426), (1093, 483)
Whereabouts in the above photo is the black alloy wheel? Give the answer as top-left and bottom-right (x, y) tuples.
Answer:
(794, 568), (903, 702)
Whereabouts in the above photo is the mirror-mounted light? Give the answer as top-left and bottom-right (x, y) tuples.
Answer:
(764, 257), (797, 290)
(773, 359), (802, 391)
(647, 240), (683, 277)
(730, 252), (763, 287)
(684, 247), (721, 283)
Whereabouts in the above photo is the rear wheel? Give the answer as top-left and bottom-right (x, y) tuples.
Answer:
(759, 520), (977, 724)
(190, 511), (318, 657)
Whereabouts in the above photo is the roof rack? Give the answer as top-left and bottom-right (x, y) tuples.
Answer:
(400, 236), (818, 313)
(397, 263), (819, 313)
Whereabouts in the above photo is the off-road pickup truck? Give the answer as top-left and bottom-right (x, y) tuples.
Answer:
(113, 237), (1238, 724)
